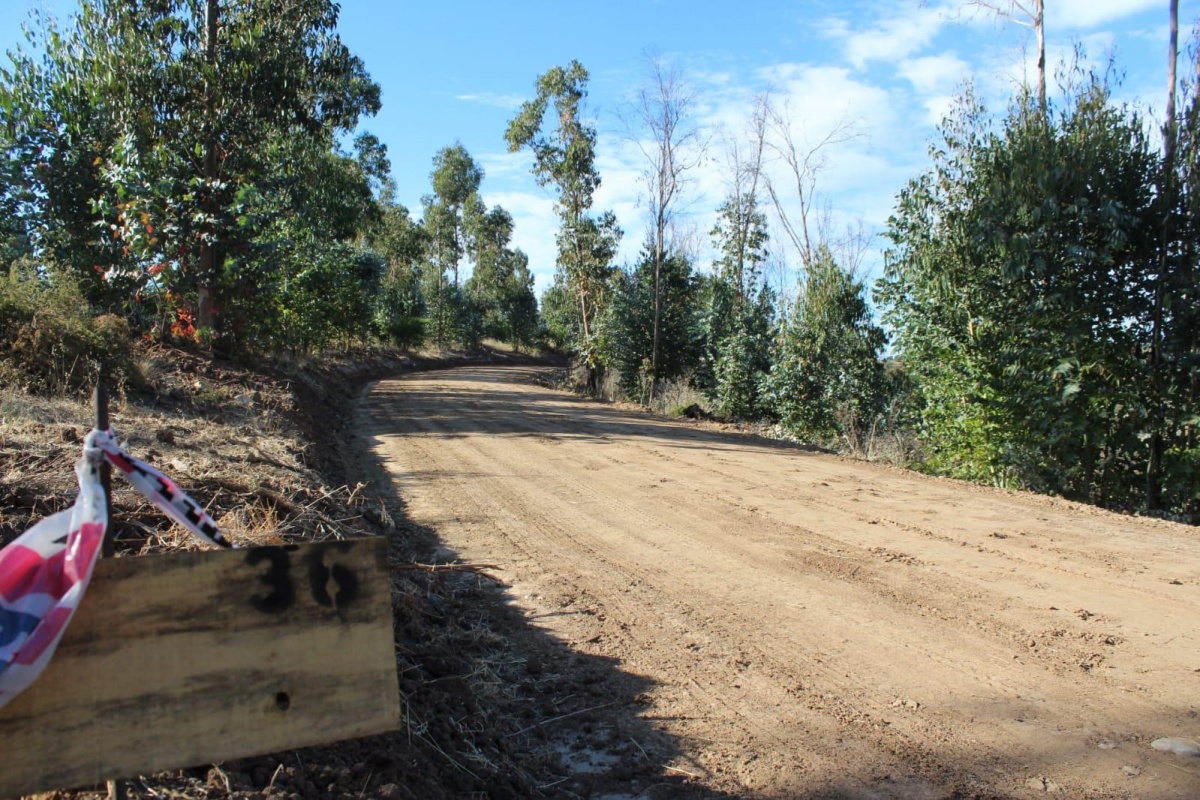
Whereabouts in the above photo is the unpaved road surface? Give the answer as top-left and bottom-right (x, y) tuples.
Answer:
(359, 365), (1200, 799)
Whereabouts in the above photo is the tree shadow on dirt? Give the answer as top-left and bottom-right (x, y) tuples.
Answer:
(336, 365), (1200, 799)
(345, 489), (737, 798)
(367, 366), (832, 459)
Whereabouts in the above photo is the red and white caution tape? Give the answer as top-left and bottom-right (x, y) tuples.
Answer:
(0, 428), (230, 709)
(88, 428), (231, 549)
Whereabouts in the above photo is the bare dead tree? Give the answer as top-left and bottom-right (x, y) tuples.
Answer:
(714, 92), (771, 305)
(815, 206), (872, 278)
(964, 0), (1046, 115)
(761, 94), (862, 276)
(626, 51), (707, 402)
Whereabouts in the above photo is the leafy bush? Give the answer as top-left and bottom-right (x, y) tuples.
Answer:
(0, 260), (141, 395)
(765, 249), (887, 447)
(373, 263), (426, 349)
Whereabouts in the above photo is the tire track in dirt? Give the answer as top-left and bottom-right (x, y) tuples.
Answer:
(359, 366), (1200, 799)
(553, 408), (1200, 704)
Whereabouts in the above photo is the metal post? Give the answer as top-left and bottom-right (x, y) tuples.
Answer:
(95, 383), (126, 800)
(93, 384), (115, 558)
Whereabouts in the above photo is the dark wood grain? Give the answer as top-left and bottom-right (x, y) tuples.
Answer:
(0, 537), (399, 798)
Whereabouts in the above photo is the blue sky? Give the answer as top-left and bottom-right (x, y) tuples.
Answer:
(1, 0), (1190, 296)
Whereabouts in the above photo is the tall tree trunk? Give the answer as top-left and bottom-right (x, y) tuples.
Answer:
(197, 0), (219, 333)
(650, 223), (663, 405)
(1035, 0), (1046, 117)
(1147, 0), (1179, 512)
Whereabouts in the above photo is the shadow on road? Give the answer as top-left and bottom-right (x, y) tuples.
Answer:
(355, 470), (737, 798)
(369, 365), (829, 458)
(344, 364), (1200, 799)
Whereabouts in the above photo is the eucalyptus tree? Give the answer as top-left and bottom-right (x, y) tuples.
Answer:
(1160, 7), (1200, 521)
(762, 95), (860, 274)
(1146, 0), (1181, 510)
(506, 60), (621, 387)
(599, 248), (702, 402)
(877, 82), (1171, 512)
(766, 247), (885, 447)
(715, 98), (770, 306)
(430, 142), (483, 287)
(1, 0), (380, 340)
(367, 189), (428, 348)
(627, 53), (705, 400)
(463, 197), (538, 349)
(420, 197), (461, 346)
(0, 6), (125, 300)
(696, 101), (775, 418)
(705, 196), (774, 420)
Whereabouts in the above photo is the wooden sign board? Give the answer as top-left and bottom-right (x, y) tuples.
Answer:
(0, 538), (400, 798)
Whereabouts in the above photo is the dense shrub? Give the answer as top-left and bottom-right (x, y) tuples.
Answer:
(0, 261), (141, 395)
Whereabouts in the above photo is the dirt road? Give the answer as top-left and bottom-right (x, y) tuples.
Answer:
(359, 365), (1200, 799)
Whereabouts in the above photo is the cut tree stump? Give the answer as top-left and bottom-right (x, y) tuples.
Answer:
(0, 537), (399, 798)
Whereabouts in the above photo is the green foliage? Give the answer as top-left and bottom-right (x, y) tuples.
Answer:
(0, 8), (124, 304)
(432, 143), (484, 210)
(878, 78), (1197, 518)
(598, 248), (701, 401)
(426, 142), (483, 288)
(269, 241), (382, 353)
(710, 194), (770, 306)
(373, 262), (425, 348)
(710, 285), (775, 421)
(538, 277), (576, 352)
(701, 194), (774, 420)
(467, 248), (539, 351)
(0, 260), (140, 395)
(462, 196), (538, 350)
(368, 200), (428, 349)
(506, 61), (620, 378)
(766, 249), (887, 445)
(1, 0), (382, 346)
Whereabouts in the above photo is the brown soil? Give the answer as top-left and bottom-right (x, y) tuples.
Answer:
(355, 364), (1200, 799)
(5, 352), (1199, 799)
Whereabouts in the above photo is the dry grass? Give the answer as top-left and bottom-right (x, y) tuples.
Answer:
(0, 343), (375, 554)
(650, 376), (711, 418)
(0, 343), (582, 799)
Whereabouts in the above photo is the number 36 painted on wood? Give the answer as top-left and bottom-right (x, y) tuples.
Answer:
(245, 543), (361, 614)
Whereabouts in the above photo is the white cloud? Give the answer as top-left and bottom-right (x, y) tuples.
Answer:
(897, 53), (971, 95)
(823, 3), (952, 70)
(477, 150), (532, 182)
(758, 63), (899, 140)
(453, 92), (526, 110)
(1046, 0), (1160, 30)
(922, 94), (960, 126)
(483, 190), (558, 291)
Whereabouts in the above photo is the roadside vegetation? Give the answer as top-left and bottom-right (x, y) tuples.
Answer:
(1, 0), (1195, 563)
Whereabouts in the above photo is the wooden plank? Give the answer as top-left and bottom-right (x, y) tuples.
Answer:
(0, 538), (399, 798)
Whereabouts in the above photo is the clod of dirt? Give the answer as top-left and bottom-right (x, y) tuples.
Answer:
(1150, 737), (1200, 757)
(890, 698), (921, 711)
(1025, 775), (1060, 792)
